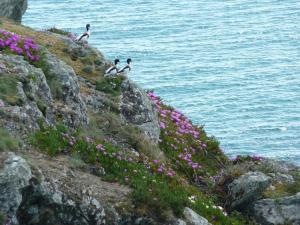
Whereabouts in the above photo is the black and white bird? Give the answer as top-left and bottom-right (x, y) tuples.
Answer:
(118, 58), (132, 73)
(105, 59), (120, 76)
(77, 24), (91, 42)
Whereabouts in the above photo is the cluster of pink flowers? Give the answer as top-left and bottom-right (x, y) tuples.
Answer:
(152, 159), (176, 177)
(62, 133), (77, 146)
(148, 91), (204, 172)
(232, 155), (264, 163)
(0, 29), (40, 61)
(178, 153), (201, 169)
(147, 92), (200, 138)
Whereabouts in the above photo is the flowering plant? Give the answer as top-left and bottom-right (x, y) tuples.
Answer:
(0, 29), (40, 61)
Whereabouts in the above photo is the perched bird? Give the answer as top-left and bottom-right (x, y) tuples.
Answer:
(105, 59), (120, 76)
(77, 24), (91, 42)
(118, 58), (132, 73)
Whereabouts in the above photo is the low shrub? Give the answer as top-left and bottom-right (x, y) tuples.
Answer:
(96, 75), (125, 96)
(0, 128), (20, 151)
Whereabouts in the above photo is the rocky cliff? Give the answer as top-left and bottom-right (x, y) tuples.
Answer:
(0, 15), (299, 225)
(0, 0), (27, 22)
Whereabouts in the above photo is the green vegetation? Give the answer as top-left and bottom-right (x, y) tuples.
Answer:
(85, 111), (163, 160)
(0, 128), (20, 151)
(47, 27), (70, 36)
(30, 123), (68, 156)
(0, 212), (5, 225)
(96, 75), (125, 96)
(30, 123), (248, 224)
(0, 75), (22, 105)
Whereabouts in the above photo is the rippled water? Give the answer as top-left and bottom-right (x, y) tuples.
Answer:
(23, 0), (300, 164)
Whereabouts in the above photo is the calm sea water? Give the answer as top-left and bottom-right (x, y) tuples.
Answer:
(23, 0), (300, 164)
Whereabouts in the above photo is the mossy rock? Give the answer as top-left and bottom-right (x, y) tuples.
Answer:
(0, 75), (23, 105)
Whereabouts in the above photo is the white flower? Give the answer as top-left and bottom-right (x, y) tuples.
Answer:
(188, 196), (196, 204)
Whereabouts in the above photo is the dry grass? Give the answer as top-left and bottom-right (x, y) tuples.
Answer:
(0, 17), (105, 81)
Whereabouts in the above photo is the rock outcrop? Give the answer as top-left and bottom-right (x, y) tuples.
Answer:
(0, 152), (32, 224)
(0, 151), (131, 225)
(227, 171), (271, 210)
(183, 208), (212, 225)
(0, 51), (88, 135)
(120, 80), (160, 143)
(253, 193), (300, 225)
(0, 54), (53, 136)
(0, 0), (27, 22)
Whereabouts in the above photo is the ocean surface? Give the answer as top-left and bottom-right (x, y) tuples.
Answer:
(23, 0), (300, 164)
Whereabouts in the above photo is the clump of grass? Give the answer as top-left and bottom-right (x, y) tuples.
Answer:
(0, 212), (6, 225)
(0, 75), (23, 106)
(47, 27), (70, 36)
(30, 123), (68, 156)
(82, 65), (94, 74)
(96, 76), (125, 96)
(0, 128), (20, 151)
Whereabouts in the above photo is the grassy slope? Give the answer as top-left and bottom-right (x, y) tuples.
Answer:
(0, 17), (257, 224)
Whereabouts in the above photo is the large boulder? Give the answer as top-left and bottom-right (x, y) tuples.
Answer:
(120, 79), (160, 143)
(183, 208), (212, 225)
(253, 193), (300, 225)
(0, 0), (27, 22)
(0, 152), (32, 224)
(227, 171), (271, 210)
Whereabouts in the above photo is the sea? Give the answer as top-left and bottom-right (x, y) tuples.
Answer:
(22, 0), (300, 164)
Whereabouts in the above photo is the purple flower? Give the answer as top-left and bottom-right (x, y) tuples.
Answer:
(0, 99), (4, 107)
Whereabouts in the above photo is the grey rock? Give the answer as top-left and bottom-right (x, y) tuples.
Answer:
(0, 152), (32, 224)
(0, 54), (54, 135)
(17, 181), (106, 225)
(183, 207), (212, 225)
(42, 50), (88, 127)
(274, 173), (295, 185)
(120, 79), (160, 143)
(253, 192), (300, 225)
(0, 0), (27, 22)
(227, 171), (271, 210)
(174, 219), (187, 225)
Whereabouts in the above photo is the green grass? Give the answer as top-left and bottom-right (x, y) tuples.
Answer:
(0, 128), (20, 151)
(0, 212), (5, 225)
(0, 75), (22, 106)
(30, 123), (68, 156)
(96, 75), (125, 96)
(30, 124), (249, 224)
